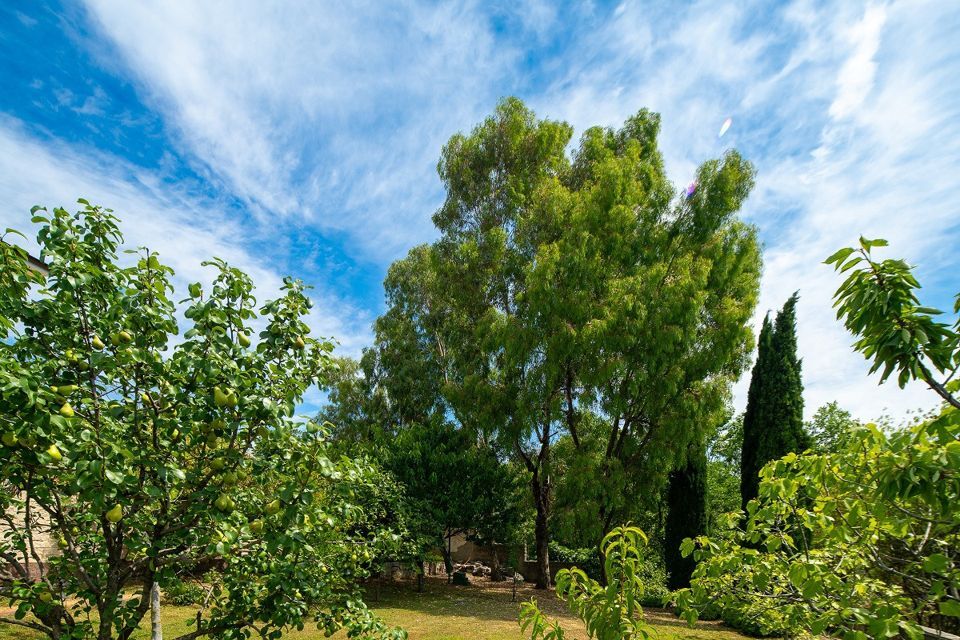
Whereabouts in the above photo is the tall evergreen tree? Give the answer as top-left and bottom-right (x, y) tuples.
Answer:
(665, 443), (708, 590)
(740, 293), (810, 508)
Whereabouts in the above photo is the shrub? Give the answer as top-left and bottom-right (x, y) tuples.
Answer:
(162, 579), (205, 606)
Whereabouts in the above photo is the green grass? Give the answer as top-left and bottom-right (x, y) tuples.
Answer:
(0, 577), (749, 640)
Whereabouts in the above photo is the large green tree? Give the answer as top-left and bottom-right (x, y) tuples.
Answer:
(0, 203), (404, 640)
(740, 293), (810, 508)
(375, 98), (762, 587)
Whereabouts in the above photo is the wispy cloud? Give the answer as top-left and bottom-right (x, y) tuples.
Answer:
(79, 0), (530, 262)
(0, 117), (374, 357)
(3, 0), (958, 424)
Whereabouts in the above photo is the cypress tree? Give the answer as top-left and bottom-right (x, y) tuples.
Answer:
(664, 443), (708, 590)
(740, 293), (809, 508)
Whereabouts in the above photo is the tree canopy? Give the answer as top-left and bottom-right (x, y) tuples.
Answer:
(372, 97), (762, 586)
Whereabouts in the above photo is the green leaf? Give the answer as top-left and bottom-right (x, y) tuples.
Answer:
(940, 599), (960, 618)
(922, 553), (949, 573)
(825, 247), (856, 265)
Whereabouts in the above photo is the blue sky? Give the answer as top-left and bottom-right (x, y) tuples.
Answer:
(2, 0), (959, 420)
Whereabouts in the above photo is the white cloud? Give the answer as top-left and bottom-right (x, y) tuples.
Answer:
(79, 0), (524, 263)
(0, 118), (373, 356)
(829, 4), (886, 120)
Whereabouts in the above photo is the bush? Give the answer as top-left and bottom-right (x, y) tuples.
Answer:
(161, 578), (205, 606)
(549, 542), (601, 581)
(549, 540), (668, 606)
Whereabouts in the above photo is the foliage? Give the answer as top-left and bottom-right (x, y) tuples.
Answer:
(375, 97), (762, 585)
(551, 414), (657, 550)
(548, 543), (602, 582)
(674, 239), (960, 639)
(706, 415), (743, 535)
(806, 401), (861, 453)
(826, 237), (959, 409)
(0, 203), (405, 640)
(740, 294), (810, 508)
(317, 352), (529, 573)
(664, 444), (708, 590)
(520, 527), (657, 640)
(161, 579), (206, 607)
(380, 417), (528, 571)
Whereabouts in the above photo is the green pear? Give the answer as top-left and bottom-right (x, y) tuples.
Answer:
(57, 385), (79, 394)
(249, 519), (264, 535)
(214, 494), (234, 513)
(38, 591), (53, 604)
(1, 432), (16, 447)
(306, 421), (320, 434)
(46, 444), (62, 463)
(238, 332), (251, 348)
(213, 386), (231, 408)
(294, 336), (305, 350)
(170, 428), (180, 441)
(265, 499), (282, 516)
(65, 348), (78, 362)
(118, 330), (133, 344)
(91, 335), (105, 350)
(59, 402), (75, 418)
(105, 504), (123, 523)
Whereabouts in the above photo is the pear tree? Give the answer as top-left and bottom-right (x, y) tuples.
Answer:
(0, 202), (405, 640)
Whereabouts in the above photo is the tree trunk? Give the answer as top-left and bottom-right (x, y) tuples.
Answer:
(532, 472), (551, 589)
(150, 582), (162, 640)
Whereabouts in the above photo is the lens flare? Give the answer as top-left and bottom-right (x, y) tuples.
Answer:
(718, 117), (732, 137)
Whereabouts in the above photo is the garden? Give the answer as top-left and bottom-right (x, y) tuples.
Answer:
(1, 99), (958, 640)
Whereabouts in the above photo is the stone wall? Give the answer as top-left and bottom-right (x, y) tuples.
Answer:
(1, 493), (58, 579)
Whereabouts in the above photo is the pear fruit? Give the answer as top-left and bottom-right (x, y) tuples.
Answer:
(91, 335), (105, 350)
(238, 332), (251, 348)
(213, 386), (235, 408)
(1, 432), (16, 447)
(294, 336), (305, 350)
(118, 330), (133, 344)
(214, 494), (235, 513)
(170, 428), (180, 441)
(38, 591), (53, 604)
(265, 499), (282, 516)
(249, 519), (264, 535)
(56, 385), (79, 394)
(46, 444), (62, 463)
(105, 504), (123, 523)
(59, 402), (75, 418)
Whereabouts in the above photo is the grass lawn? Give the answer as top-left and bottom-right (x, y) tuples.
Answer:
(0, 577), (748, 640)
